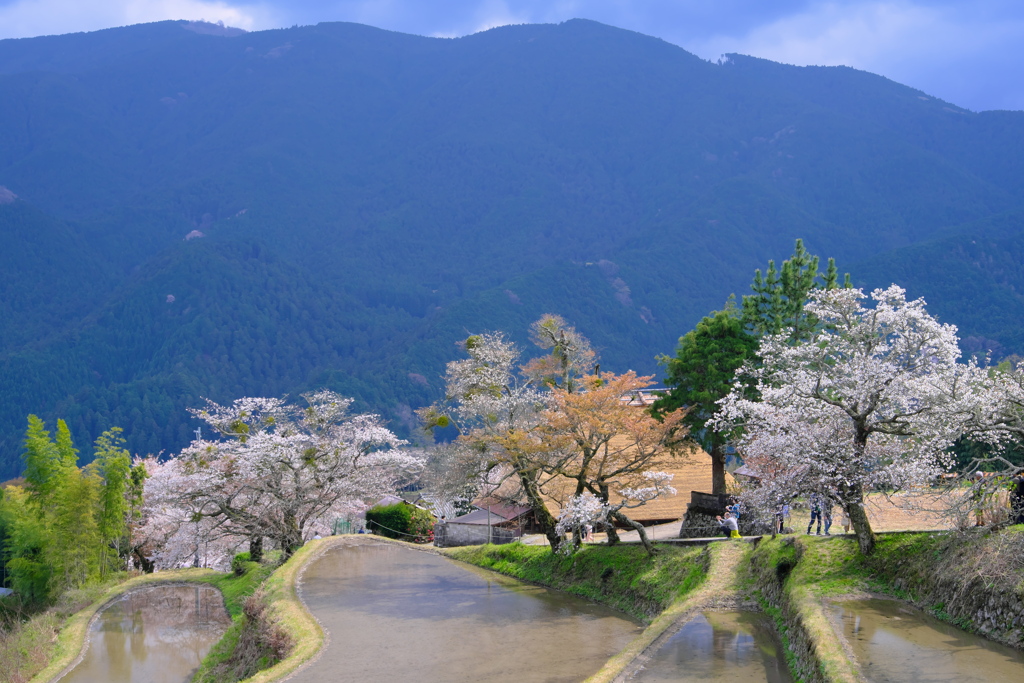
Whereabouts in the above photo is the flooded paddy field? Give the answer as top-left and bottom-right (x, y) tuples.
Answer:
(292, 540), (642, 683)
(630, 611), (792, 682)
(832, 598), (1024, 683)
(58, 583), (231, 683)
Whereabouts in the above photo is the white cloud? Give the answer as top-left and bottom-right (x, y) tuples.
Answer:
(686, 2), (1024, 102)
(0, 0), (280, 39)
(1, 0), (1021, 110)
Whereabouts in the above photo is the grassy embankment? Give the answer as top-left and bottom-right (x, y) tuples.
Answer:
(750, 526), (1024, 682)
(13, 536), (389, 683)
(750, 536), (864, 683)
(18, 568), (236, 683)
(449, 540), (759, 683)
(9, 554), (280, 683)
(447, 542), (709, 622)
(1, 574), (136, 683)
(192, 540), (334, 683)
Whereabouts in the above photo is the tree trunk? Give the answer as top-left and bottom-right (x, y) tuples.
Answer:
(518, 469), (563, 551)
(597, 483), (620, 545)
(612, 510), (655, 555)
(133, 547), (155, 573)
(249, 534), (263, 563)
(280, 512), (303, 558)
(843, 483), (875, 555)
(711, 443), (727, 495)
(847, 428), (876, 555)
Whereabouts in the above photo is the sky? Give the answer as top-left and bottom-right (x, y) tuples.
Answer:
(0, 0), (1021, 111)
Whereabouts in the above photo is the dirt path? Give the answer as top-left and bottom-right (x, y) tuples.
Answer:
(585, 540), (754, 683)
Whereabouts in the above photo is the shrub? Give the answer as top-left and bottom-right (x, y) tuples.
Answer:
(407, 506), (436, 544)
(365, 502), (413, 539)
(194, 588), (292, 683)
(232, 552), (252, 576)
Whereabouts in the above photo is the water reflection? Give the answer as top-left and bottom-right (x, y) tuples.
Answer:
(832, 598), (1024, 683)
(631, 611), (792, 682)
(59, 584), (231, 683)
(292, 540), (642, 683)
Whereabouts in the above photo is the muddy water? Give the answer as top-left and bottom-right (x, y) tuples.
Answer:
(832, 598), (1024, 683)
(292, 540), (643, 683)
(631, 611), (792, 682)
(59, 584), (232, 683)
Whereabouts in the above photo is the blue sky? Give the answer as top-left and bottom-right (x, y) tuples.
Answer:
(1, 0), (1021, 111)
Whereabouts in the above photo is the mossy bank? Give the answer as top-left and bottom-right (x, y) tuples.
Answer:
(749, 526), (1024, 682)
(447, 542), (709, 622)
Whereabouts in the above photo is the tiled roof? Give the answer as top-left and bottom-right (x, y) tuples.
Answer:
(450, 505), (532, 525)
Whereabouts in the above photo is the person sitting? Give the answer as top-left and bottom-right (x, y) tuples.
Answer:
(716, 511), (741, 539)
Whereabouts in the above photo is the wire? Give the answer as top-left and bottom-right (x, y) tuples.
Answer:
(366, 520), (433, 539)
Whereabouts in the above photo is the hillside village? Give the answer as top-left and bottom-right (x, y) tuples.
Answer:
(2, 14), (1024, 683)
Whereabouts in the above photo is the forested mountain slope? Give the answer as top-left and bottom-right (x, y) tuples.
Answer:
(1, 19), (1022, 475)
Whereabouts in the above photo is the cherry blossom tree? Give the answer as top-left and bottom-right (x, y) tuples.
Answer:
(540, 371), (688, 553)
(717, 286), (981, 554)
(419, 332), (564, 548)
(958, 363), (1024, 466)
(523, 314), (597, 392)
(555, 472), (678, 554)
(142, 391), (421, 561)
(423, 327), (688, 554)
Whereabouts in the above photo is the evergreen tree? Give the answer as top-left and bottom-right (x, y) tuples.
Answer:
(5, 416), (115, 601)
(46, 469), (102, 592)
(741, 239), (850, 342)
(54, 419), (78, 471)
(658, 240), (850, 495)
(0, 486), (49, 601)
(22, 415), (61, 505)
(91, 427), (131, 575)
(653, 302), (758, 494)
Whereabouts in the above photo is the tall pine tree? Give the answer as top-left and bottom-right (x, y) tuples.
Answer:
(657, 240), (850, 494)
(654, 301), (758, 494)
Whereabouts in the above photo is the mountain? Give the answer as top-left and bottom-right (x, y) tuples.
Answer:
(0, 19), (1022, 476)
(855, 209), (1024, 358)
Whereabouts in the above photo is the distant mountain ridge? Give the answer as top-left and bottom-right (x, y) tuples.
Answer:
(0, 19), (1022, 475)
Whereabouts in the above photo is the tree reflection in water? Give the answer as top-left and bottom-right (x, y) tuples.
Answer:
(60, 584), (231, 683)
(633, 611), (792, 682)
(833, 598), (1024, 683)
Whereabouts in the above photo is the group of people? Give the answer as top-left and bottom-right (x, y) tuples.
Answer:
(773, 494), (847, 536)
(971, 471), (1024, 526)
(802, 493), (849, 536)
(717, 472), (1024, 540)
(715, 500), (743, 538)
(716, 494), (852, 539)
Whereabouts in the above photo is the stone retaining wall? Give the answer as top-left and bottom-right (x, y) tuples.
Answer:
(749, 538), (830, 683)
(870, 531), (1024, 649)
(433, 522), (519, 547)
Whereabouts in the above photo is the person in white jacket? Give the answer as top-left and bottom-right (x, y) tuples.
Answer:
(716, 511), (741, 538)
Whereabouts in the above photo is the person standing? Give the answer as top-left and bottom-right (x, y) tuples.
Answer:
(971, 472), (988, 527)
(822, 498), (834, 536)
(1011, 474), (1024, 525)
(807, 494), (823, 535)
